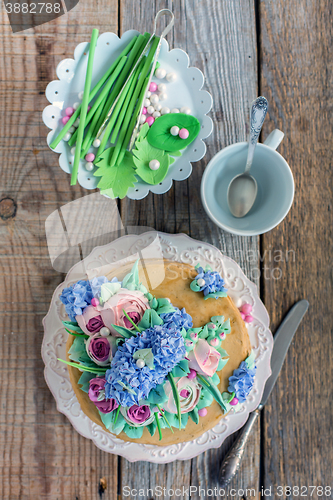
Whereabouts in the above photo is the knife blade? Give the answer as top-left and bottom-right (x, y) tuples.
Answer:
(219, 299), (309, 487)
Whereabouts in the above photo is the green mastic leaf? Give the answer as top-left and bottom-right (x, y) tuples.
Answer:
(138, 309), (164, 329)
(147, 113), (201, 152)
(94, 148), (137, 198)
(132, 138), (170, 185)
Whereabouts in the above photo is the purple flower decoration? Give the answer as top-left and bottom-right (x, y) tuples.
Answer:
(60, 280), (94, 321)
(105, 324), (186, 406)
(88, 337), (111, 363)
(127, 404), (151, 424)
(86, 315), (105, 334)
(228, 361), (257, 403)
(160, 307), (193, 331)
(88, 377), (118, 414)
(190, 266), (227, 299)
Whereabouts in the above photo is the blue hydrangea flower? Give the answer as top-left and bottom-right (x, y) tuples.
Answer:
(105, 324), (186, 406)
(160, 307), (193, 331)
(60, 280), (94, 321)
(193, 266), (227, 298)
(90, 276), (109, 298)
(228, 361), (257, 403)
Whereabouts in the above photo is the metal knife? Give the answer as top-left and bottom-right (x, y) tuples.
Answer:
(219, 299), (309, 487)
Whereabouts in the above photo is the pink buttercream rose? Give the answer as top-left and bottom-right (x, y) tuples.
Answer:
(88, 377), (118, 414)
(127, 404), (151, 424)
(76, 289), (149, 336)
(164, 376), (201, 414)
(187, 338), (221, 377)
(86, 335), (115, 366)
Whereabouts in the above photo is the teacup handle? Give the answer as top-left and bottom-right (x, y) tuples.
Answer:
(264, 129), (284, 150)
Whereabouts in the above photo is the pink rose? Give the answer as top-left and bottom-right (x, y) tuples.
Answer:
(187, 338), (221, 377)
(88, 377), (118, 414)
(86, 315), (104, 333)
(76, 289), (149, 337)
(164, 376), (201, 414)
(127, 405), (151, 424)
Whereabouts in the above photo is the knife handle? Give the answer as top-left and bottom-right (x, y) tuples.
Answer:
(219, 409), (260, 487)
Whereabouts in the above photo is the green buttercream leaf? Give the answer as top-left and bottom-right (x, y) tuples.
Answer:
(68, 337), (97, 368)
(132, 138), (170, 185)
(190, 281), (201, 292)
(147, 420), (157, 437)
(94, 148), (137, 199)
(78, 371), (96, 393)
(110, 324), (135, 338)
(99, 410), (114, 430)
(138, 309), (163, 329)
(204, 291), (228, 300)
(171, 359), (190, 378)
(197, 374), (227, 413)
(189, 407), (199, 424)
(147, 113), (201, 152)
(146, 384), (168, 404)
(133, 348), (155, 369)
(163, 411), (188, 429)
(217, 357), (229, 371)
(108, 411), (126, 435)
(156, 298), (176, 314)
(123, 424), (144, 439)
(62, 321), (84, 333)
(100, 282), (121, 303)
(211, 372), (220, 385)
(197, 386), (214, 410)
(245, 350), (256, 369)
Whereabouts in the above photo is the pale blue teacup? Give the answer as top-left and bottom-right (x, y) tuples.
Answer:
(201, 130), (294, 236)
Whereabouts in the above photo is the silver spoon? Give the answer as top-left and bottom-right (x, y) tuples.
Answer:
(227, 96), (268, 218)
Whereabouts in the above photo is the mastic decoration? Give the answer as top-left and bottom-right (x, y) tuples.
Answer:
(147, 113), (201, 151)
(93, 147), (137, 199)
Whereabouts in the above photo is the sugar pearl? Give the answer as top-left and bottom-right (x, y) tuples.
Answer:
(70, 147), (76, 155)
(171, 108), (180, 113)
(149, 82), (158, 92)
(153, 111), (161, 118)
(85, 153), (95, 162)
(166, 72), (177, 82)
(146, 91), (151, 98)
(85, 162), (94, 171)
(146, 116), (155, 126)
(158, 83), (166, 92)
(78, 91), (84, 100)
(147, 105), (155, 115)
(245, 314), (253, 323)
(155, 67), (166, 79)
(91, 298), (99, 307)
(139, 114), (147, 124)
(100, 326), (111, 337)
(234, 297), (242, 308)
(240, 312), (246, 320)
(159, 92), (167, 101)
(149, 159), (160, 170)
(65, 107), (74, 116)
(142, 106), (147, 115)
(197, 278), (205, 287)
(144, 98), (151, 107)
(170, 126), (180, 136)
(73, 102), (80, 110)
(187, 369), (197, 380)
(68, 126), (75, 134)
(241, 303), (253, 314)
(150, 94), (159, 105)
(161, 107), (170, 115)
(198, 408), (208, 417)
(93, 138), (101, 148)
(63, 132), (71, 141)
(179, 128), (190, 140)
(136, 358), (145, 369)
(230, 397), (239, 406)
(180, 106), (191, 115)
(154, 103), (162, 112)
(74, 118), (80, 127)
(62, 116), (70, 125)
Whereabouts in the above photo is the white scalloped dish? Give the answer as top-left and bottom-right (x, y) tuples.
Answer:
(42, 232), (273, 462)
(43, 30), (213, 200)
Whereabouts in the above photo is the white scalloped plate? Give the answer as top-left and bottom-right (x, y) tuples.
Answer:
(42, 232), (273, 463)
(43, 30), (213, 200)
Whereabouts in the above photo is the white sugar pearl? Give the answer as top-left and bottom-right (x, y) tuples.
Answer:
(149, 159), (160, 170)
(154, 103), (162, 111)
(158, 83), (166, 92)
(153, 111), (161, 118)
(197, 278), (206, 287)
(147, 105), (155, 115)
(159, 92), (167, 101)
(180, 106), (191, 115)
(70, 147), (76, 155)
(139, 114), (147, 124)
(144, 98), (151, 107)
(170, 126), (180, 136)
(100, 326), (110, 337)
(234, 297), (242, 308)
(161, 107), (170, 115)
(155, 67), (166, 79)
(146, 90), (151, 98)
(171, 108), (180, 114)
(139, 124), (144, 130)
(63, 132), (71, 141)
(74, 118), (80, 127)
(78, 91), (84, 100)
(73, 102), (80, 110)
(85, 162), (94, 171)
(166, 72), (177, 82)
(68, 126), (75, 134)
(150, 94), (159, 105)
(93, 138), (101, 148)
(136, 358), (145, 369)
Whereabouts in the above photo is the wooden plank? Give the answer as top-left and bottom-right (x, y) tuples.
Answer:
(259, 0), (333, 492)
(119, 0), (260, 498)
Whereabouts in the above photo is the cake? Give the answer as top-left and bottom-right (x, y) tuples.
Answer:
(60, 259), (256, 445)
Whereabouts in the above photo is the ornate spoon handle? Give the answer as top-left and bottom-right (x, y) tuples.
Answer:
(219, 408), (261, 487)
(244, 96), (268, 173)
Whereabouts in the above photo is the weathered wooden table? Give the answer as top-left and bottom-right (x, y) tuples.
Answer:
(0, 0), (332, 499)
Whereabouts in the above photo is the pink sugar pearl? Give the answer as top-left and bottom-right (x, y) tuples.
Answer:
(65, 107), (74, 117)
(198, 408), (207, 417)
(240, 312), (246, 320)
(210, 338), (219, 346)
(230, 397), (239, 406)
(91, 298), (99, 307)
(179, 128), (189, 139)
(85, 153), (95, 162)
(187, 369), (197, 380)
(245, 314), (253, 323)
(149, 82), (158, 92)
(142, 107), (147, 115)
(241, 303), (253, 314)
(62, 116), (70, 125)
(146, 116), (155, 126)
